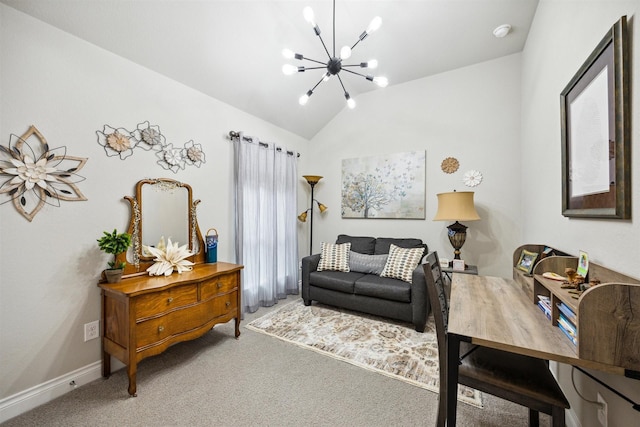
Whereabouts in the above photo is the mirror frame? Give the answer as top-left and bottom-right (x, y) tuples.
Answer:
(117, 178), (205, 277)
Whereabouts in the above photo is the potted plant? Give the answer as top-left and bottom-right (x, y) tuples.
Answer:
(97, 229), (132, 283)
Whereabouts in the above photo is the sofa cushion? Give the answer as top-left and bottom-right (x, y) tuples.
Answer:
(374, 237), (427, 257)
(336, 234), (376, 254)
(380, 244), (424, 283)
(309, 271), (365, 293)
(354, 274), (411, 303)
(318, 242), (351, 272)
(349, 251), (388, 275)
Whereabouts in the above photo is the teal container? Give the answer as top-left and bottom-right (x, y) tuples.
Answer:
(205, 228), (218, 263)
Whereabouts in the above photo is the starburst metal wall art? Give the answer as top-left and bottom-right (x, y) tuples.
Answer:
(0, 125), (88, 221)
(96, 121), (205, 173)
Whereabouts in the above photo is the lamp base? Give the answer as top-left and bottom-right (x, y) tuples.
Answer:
(447, 221), (468, 261)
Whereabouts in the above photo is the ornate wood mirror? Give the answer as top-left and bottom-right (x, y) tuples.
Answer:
(117, 178), (204, 277)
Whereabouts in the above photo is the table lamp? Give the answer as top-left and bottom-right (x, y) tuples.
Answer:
(433, 191), (480, 266)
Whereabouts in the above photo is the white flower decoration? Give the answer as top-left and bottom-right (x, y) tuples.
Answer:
(463, 170), (483, 187)
(144, 238), (194, 276)
(155, 143), (185, 173)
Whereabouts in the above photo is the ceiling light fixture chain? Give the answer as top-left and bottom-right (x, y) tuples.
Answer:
(282, 0), (388, 109)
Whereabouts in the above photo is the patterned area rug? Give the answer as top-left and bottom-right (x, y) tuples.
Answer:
(246, 300), (483, 408)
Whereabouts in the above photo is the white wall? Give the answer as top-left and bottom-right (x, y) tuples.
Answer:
(0, 3), (308, 402)
(303, 54), (523, 278)
(521, 2), (640, 426)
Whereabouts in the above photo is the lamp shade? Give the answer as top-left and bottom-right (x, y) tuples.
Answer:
(433, 191), (480, 222)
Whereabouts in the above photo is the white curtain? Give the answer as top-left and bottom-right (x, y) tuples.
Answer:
(233, 133), (299, 314)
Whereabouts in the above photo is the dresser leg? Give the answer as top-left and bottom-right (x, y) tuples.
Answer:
(127, 365), (137, 397)
(235, 317), (241, 338)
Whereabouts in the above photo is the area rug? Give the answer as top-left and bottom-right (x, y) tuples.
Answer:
(246, 300), (483, 408)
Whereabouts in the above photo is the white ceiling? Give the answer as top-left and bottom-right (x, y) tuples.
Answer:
(1, 0), (539, 140)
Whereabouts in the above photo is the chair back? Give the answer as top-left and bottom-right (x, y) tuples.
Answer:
(423, 252), (448, 362)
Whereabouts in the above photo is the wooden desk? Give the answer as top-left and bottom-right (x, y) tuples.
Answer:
(446, 274), (628, 426)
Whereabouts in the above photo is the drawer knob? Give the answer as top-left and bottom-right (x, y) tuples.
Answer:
(225, 301), (231, 307)
(167, 297), (174, 303)
(158, 326), (165, 332)
(217, 282), (223, 289)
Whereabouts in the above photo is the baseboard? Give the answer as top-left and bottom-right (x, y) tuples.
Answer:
(0, 361), (102, 424)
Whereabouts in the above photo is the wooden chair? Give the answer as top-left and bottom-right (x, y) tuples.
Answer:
(423, 251), (570, 427)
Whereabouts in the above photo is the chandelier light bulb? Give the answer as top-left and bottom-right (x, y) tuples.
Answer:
(282, 48), (294, 59)
(282, 64), (298, 75)
(340, 45), (352, 59)
(299, 90), (313, 105)
(367, 16), (382, 34)
(345, 92), (356, 109)
(367, 59), (378, 69)
(303, 7), (316, 26)
(322, 72), (331, 82)
(373, 76), (388, 87)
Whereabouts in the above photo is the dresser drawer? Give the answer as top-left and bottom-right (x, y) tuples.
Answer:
(213, 291), (238, 316)
(201, 273), (238, 300)
(135, 284), (198, 320)
(136, 305), (203, 348)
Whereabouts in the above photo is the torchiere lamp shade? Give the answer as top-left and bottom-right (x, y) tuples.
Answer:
(433, 191), (480, 262)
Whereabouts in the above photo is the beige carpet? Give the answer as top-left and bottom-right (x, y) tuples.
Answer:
(246, 299), (483, 408)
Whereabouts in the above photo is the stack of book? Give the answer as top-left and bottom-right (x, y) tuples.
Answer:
(556, 302), (578, 346)
(537, 295), (551, 320)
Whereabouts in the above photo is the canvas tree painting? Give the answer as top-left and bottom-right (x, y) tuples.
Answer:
(341, 151), (425, 219)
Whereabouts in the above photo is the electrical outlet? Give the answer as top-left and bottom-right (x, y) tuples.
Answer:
(84, 320), (100, 342)
(597, 392), (608, 427)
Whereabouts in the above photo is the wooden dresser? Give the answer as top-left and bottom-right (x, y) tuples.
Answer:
(98, 262), (243, 396)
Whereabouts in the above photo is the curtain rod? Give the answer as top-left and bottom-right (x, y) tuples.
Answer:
(228, 130), (300, 158)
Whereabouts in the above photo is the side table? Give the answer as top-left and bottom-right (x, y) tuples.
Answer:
(441, 264), (478, 285)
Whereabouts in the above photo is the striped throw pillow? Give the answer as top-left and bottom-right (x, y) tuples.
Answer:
(380, 244), (424, 283)
(317, 242), (351, 272)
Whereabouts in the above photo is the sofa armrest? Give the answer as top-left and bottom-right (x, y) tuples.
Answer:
(410, 264), (431, 332)
(301, 254), (321, 302)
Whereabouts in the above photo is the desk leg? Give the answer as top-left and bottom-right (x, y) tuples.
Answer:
(446, 334), (461, 426)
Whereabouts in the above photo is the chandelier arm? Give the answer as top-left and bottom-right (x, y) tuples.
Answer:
(302, 57), (328, 66)
(309, 75), (327, 93)
(336, 74), (348, 93)
(304, 66), (329, 71)
(316, 32), (332, 60)
(341, 68), (369, 79)
(350, 39), (362, 50)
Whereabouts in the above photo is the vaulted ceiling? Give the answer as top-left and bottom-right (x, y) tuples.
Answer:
(1, 0), (539, 139)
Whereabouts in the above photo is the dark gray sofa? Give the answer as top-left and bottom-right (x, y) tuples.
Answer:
(301, 234), (431, 332)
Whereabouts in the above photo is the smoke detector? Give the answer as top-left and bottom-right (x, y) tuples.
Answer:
(493, 24), (511, 38)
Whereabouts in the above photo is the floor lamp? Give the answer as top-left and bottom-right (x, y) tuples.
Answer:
(433, 191), (480, 267)
(298, 175), (327, 255)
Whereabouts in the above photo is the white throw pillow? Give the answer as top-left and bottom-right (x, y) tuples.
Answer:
(317, 242), (351, 272)
(380, 244), (424, 283)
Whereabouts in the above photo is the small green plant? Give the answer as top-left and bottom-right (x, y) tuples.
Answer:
(97, 229), (132, 270)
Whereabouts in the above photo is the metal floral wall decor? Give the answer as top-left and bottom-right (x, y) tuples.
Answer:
(342, 151), (425, 219)
(96, 121), (205, 173)
(0, 125), (88, 221)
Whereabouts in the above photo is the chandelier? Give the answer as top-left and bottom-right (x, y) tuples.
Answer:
(282, 0), (388, 109)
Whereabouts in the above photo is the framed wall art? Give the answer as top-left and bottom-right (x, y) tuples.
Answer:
(341, 151), (425, 219)
(560, 16), (630, 219)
